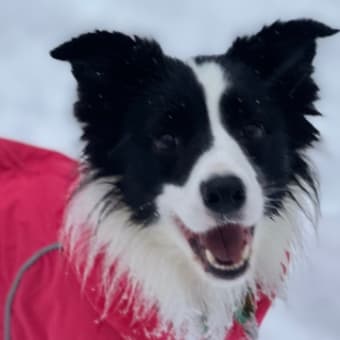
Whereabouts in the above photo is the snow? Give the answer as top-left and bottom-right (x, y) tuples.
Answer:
(0, 0), (339, 338)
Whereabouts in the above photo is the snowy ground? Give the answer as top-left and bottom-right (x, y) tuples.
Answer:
(1, 1), (339, 339)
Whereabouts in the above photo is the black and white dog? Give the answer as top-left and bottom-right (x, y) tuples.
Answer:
(51, 19), (337, 339)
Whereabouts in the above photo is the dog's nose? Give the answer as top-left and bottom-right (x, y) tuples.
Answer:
(200, 175), (246, 215)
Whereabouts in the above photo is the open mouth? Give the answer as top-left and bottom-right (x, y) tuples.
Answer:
(175, 217), (254, 280)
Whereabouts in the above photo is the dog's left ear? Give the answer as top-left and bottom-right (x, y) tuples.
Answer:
(227, 19), (338, 102)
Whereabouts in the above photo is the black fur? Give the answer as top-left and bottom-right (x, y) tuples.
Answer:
(51, 19), (338, 224)
(221, 20), (338, 214)
(52, 32), (213, 223)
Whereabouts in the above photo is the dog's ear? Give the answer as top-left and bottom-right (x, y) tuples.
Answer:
(227, 19), (338, 103)
(227, 19), (338, 80)
(227, 19), (338, 151)
(51, 31), (164, 94)
(51, 32), (165, 171)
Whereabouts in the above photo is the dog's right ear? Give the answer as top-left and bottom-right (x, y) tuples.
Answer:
(51, 32), (165, 171)
(51, 31), (164, 92)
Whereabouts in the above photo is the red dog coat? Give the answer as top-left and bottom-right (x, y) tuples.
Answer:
(0, 138), (271, 340)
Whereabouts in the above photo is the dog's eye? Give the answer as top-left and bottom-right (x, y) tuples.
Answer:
(153, 134), (179, 153)
(241, 123), (266, 140)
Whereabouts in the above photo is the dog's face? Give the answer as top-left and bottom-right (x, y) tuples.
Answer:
(52, 20), (337, 284)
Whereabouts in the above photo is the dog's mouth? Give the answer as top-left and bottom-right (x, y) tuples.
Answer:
(175, 217), (254, 280)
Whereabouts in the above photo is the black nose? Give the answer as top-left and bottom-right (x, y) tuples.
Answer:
(200, 175), (246, 215)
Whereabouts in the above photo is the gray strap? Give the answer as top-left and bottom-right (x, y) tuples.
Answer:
(4, 243), (62, 340)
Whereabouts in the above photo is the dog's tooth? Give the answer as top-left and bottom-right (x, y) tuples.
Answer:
(231, 262), (239, 270)
(241, 244), (251, 261)
(205, 249), (226, 269)
(205, 249), (248, 271)
(205, 249), (215, 265)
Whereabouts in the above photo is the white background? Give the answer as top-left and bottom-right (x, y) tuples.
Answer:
(0, 1), (339, 339)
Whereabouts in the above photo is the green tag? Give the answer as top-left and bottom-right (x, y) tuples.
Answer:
(234, 292), (255, 325)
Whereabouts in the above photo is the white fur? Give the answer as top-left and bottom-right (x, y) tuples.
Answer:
(62, 61), (317, 340)
(63, 177), (308, 339)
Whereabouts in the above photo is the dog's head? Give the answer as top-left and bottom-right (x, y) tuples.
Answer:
(52, 20), (337, 286)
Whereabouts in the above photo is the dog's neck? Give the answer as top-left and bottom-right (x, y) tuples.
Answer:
(62, 177), (304, 339)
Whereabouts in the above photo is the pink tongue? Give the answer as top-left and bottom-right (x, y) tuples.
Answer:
(200, 225), (250, 264)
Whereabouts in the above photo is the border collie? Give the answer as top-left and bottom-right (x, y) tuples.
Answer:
(51, 19), (338, 339)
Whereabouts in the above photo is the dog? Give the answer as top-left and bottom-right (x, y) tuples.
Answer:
(50, 19), (338, 339)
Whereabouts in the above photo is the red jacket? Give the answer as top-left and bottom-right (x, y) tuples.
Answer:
(0, 138), (271, 340)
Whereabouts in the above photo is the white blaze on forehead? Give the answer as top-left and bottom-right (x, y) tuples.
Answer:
(157, 60), (264, 233)
(190, 61), (228, 122)
(187, 61), (263, 227)
(188, 61), (258, 181)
